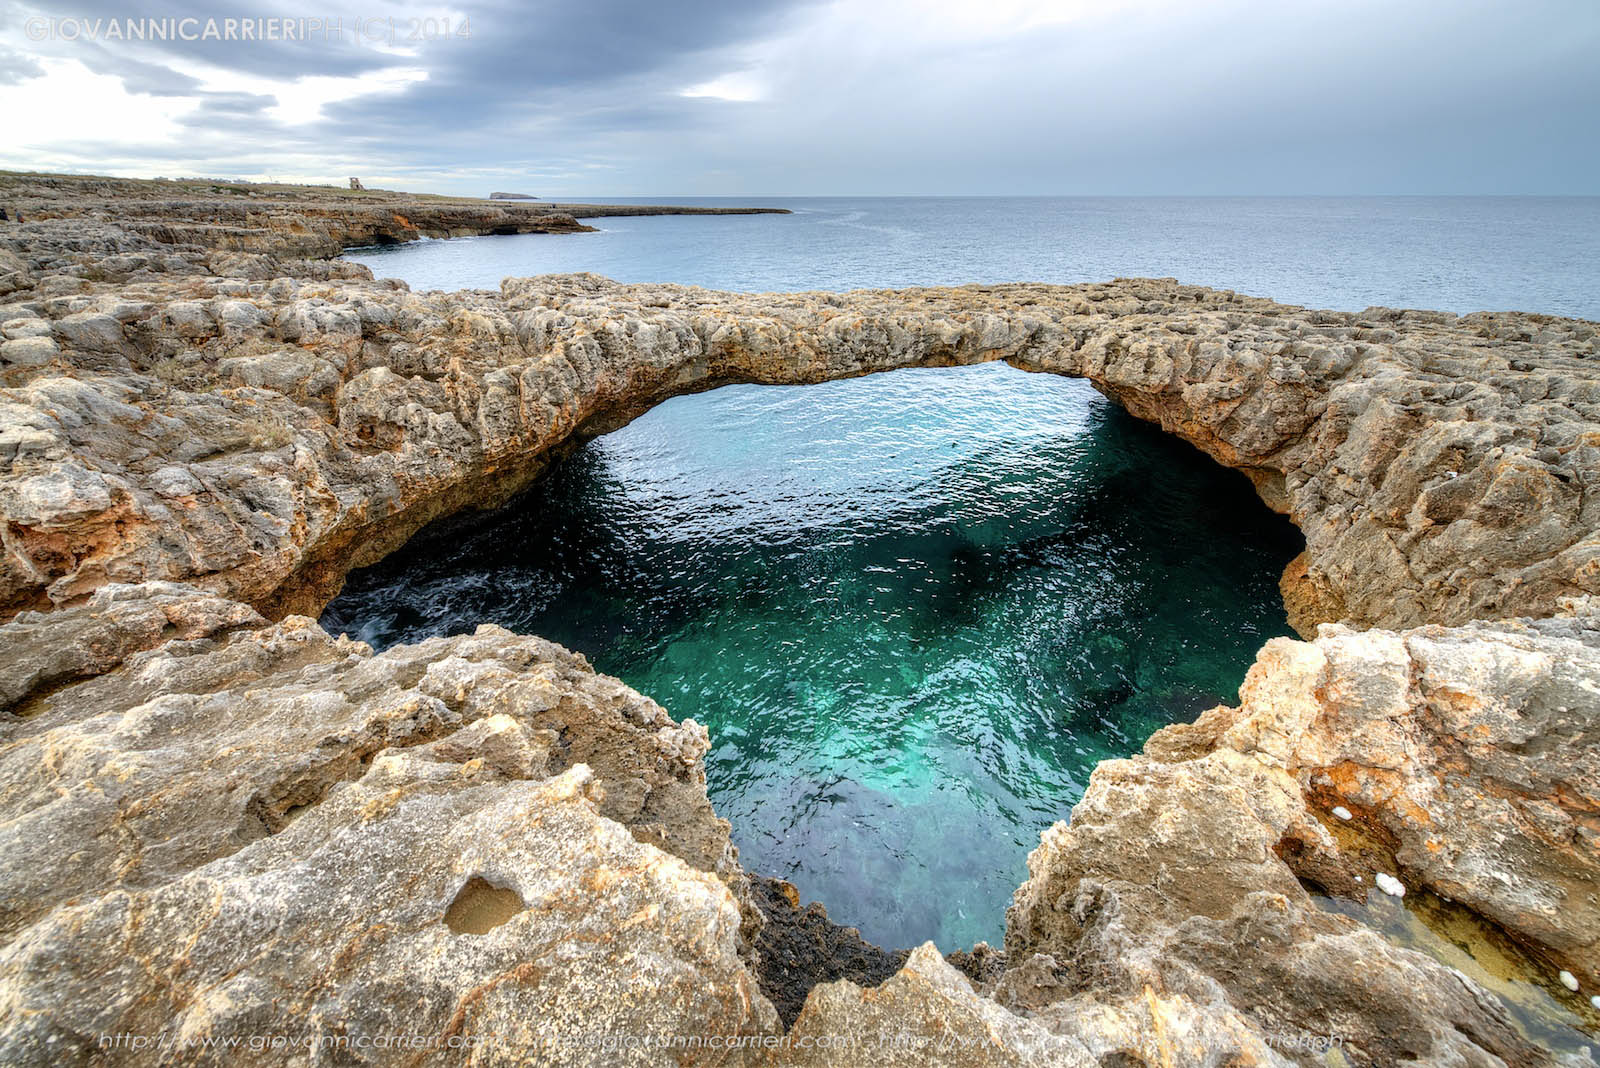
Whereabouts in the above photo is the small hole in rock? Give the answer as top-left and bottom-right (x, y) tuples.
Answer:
(444, 876), (525, 935)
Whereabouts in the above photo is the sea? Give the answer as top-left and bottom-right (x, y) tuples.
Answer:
(328, 197), (1600, 955)
(347, 195), (1600, 319)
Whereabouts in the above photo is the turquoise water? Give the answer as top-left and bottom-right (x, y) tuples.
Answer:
(324, 364), (1302, 948)
(331, 197), (1599, 948)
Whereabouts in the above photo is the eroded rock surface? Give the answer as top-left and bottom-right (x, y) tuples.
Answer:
(0, 596), (777, 1064)
(1, 205), (1596, 633)
(1006, 605), (1600, 1065)
(0, 580), (261, 708)
(8, 587), (1593, 1065)
(749, 876), (910, 1028)
(0, 174), (1597, 1066)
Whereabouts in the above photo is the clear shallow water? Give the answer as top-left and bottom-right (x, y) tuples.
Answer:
(330, 196), (1597, 949)
(324, 365), (1302, 948)
(348, 196), (1600, 319)
(1316, 890), (1599, 1057)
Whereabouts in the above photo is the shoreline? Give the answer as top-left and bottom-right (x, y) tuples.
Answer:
(0, 170), (790, 260)
(0, 169), (793, 216)
(1, 170), (1597, 1064)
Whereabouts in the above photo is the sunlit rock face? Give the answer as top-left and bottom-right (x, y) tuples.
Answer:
(4, 586), (1594, 1065)
(0, 601), (779, 1066)
(0, 175), (1597, 1066)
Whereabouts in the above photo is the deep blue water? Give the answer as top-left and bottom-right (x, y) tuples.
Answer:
(329, 198), (1599, 950)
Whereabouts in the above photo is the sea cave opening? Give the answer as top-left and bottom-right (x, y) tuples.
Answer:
(320, 361), (1305, 950)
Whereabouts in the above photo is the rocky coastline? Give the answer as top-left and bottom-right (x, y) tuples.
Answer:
(0, 172), (789, 260)
(0, 173), (1597, 1065)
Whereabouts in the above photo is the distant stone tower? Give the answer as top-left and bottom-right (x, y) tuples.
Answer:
(349, 177), (365, 191)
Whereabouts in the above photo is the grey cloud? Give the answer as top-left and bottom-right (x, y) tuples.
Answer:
(318, 0), (819, 131)
(73, 42), (203, 95)
(0, 44), (40, 82)
(2, 0), (823, 178)
(1, 0), (1596, 195)
(185, 91), (277, 119)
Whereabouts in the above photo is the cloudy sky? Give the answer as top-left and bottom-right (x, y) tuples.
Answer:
(0, 0), (1596, 196)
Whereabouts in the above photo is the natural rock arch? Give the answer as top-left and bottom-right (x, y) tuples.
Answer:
(3, 271), (1596, 638)
(3, 196), (1599, 1064)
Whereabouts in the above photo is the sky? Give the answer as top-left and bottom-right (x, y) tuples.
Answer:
(0, 0), (1596, 197)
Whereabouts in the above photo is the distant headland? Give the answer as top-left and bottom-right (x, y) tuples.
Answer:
(0, 170), (790, 257)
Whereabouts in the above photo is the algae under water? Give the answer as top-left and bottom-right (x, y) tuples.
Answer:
(323, 362), (1302, 948)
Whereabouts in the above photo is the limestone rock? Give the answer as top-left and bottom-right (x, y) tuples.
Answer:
(783, 944), (1099, 1067)
(0, 580), (261, 710)
(0, 603), (745, 940)
(0, 171), (786, 262)
(1, 170), (1598, 1066)
(0, 588), (785, 1064)
(0, 336), (55, 368)
(1199, 606), (1600, 990)
(0, 248), (1594, 633)
(1006, 609), (1600, 1065)
(0, 760), (776, 1066)
(0, 247), (30, 296)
